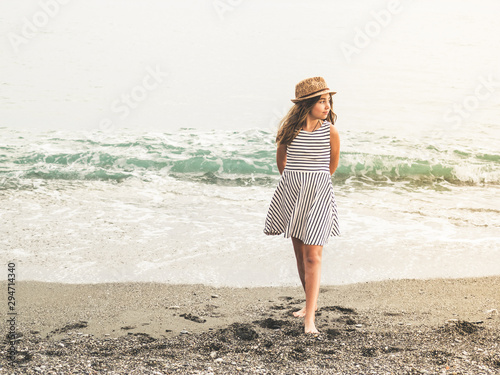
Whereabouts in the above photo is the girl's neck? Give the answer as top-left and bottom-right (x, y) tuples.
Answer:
(303, 118), (322, 132)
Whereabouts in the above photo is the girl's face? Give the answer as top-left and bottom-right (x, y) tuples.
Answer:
(310, 94), (331, 120)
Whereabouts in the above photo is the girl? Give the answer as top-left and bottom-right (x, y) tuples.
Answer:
(264, 76), (340, 334)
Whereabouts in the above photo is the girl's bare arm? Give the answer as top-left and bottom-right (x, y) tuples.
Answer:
(276, 143), (287, 175)
(329, 125), (340, 175)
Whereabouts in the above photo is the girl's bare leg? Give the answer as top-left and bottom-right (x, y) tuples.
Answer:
(291, 237), (318, 318)
(292, 237), (306, 291)
(303, 244), (323, 334)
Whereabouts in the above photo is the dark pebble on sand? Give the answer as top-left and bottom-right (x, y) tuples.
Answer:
(326, 328), (341, 338)
(444, 320), (483, 335)
(180, 313), (206, 323)
(254, 318), (287, 329)
(120, 325), (137, 330)
(218, 323), (259, 341)
(48, 321), (88, 336)
(321, 305), (357, 314)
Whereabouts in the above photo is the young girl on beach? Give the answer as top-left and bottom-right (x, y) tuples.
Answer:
(264, 76), (340, 334)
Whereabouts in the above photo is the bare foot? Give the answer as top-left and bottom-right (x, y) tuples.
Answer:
(292, 305), (318, 318)
(304, 319), (319, 334)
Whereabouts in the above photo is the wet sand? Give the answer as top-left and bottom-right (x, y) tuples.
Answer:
(1, 277), (499, 374)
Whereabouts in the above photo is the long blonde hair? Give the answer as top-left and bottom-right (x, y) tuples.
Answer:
(276, 94), (337, 146)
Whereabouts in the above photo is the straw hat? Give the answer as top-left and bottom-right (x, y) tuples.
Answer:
(291, 77), (336, 103)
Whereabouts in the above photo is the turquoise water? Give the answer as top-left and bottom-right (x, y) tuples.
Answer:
(1, 127), (499, 286)
(1, 127), (498, 189)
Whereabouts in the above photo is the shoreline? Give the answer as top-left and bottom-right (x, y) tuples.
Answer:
(1, 276), (499, 373)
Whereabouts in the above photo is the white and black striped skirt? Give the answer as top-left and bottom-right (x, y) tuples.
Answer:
(263, 170), (340, 246)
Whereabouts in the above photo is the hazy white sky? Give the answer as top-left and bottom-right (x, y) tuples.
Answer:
(1, 0), (499, 136)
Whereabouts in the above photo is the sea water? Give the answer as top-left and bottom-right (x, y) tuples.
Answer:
(1, 126), (498, 286)
(0, 0), (499, 286)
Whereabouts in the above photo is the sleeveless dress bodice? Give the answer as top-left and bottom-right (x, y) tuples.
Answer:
(285, 122), (331, 173)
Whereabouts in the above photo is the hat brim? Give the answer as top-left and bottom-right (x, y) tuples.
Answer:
(291, 89), (336, 103)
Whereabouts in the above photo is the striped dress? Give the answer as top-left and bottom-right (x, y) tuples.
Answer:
(263, 120), (340, 246)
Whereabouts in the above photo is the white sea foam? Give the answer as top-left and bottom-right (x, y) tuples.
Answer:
(1, 170), (499, 286)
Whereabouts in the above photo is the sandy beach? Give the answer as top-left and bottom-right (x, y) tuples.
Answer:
(1, 276), (499, 374)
